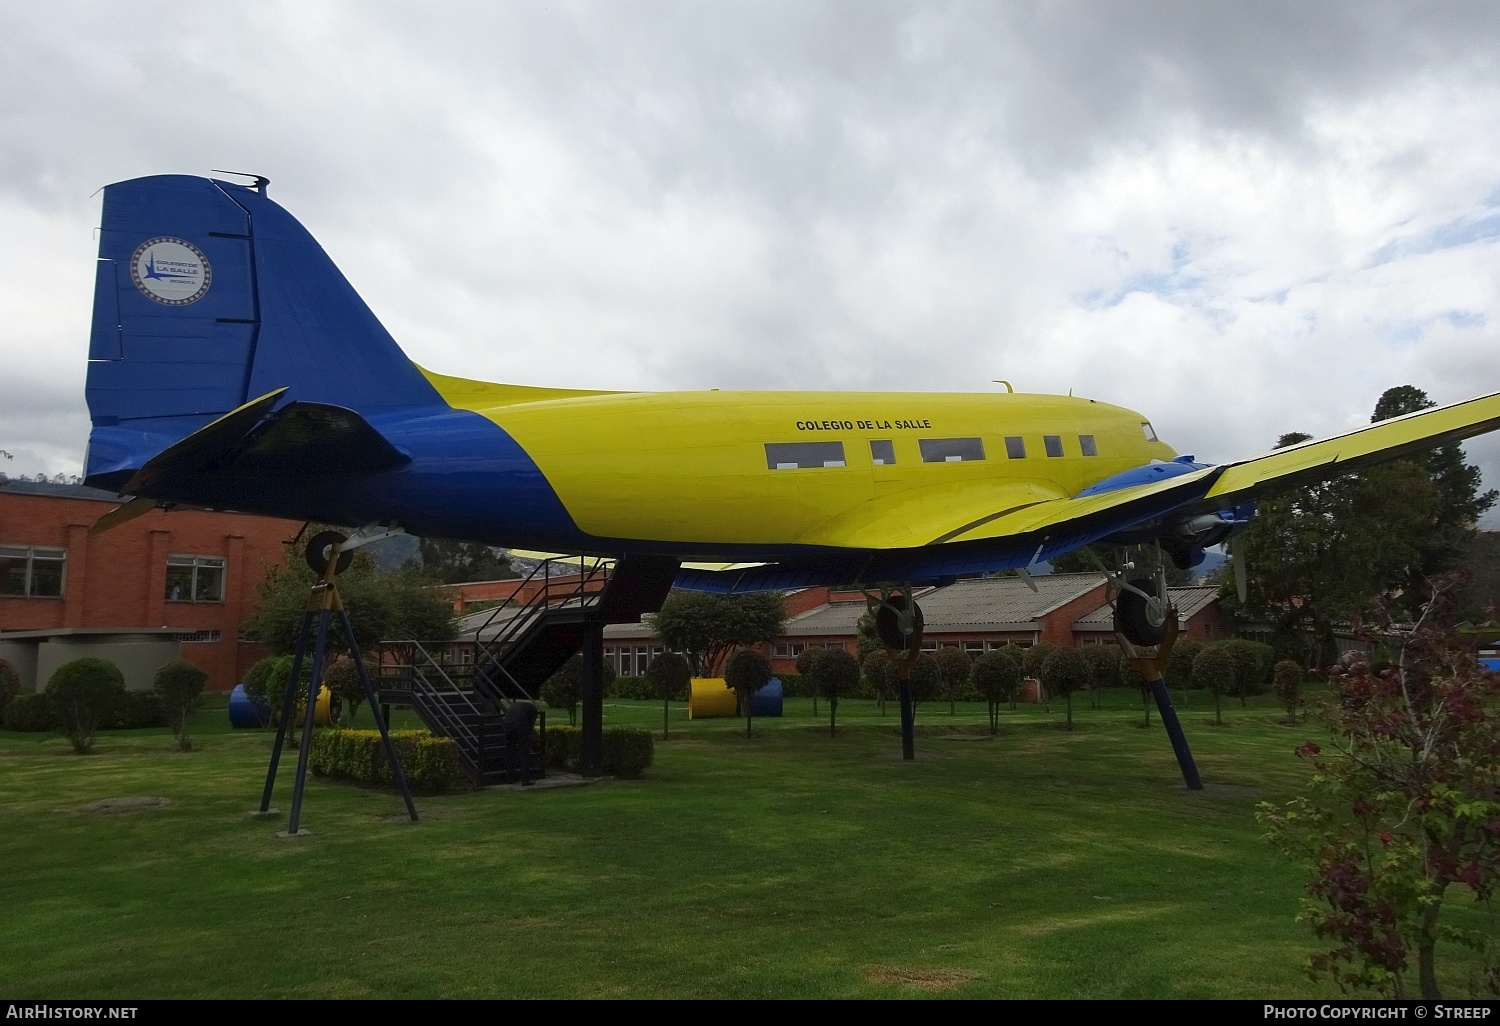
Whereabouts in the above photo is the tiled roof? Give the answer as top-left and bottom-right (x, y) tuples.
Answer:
(1072, 585), (1222, 628)
(783, 573), (1107, 635)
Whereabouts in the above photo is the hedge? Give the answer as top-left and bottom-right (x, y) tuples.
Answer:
(3, 693), (59, 732)
(310, 729), (469, 793)
(609, 675), (657, 700)
(1, 690), (165, 732)
(545, 725), (654, 779)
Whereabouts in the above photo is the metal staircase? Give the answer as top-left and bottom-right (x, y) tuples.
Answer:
(378, 554), (679, 785)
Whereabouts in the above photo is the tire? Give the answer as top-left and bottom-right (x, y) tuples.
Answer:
(874, 596), (924, 650)
(305, 530), (353, 576)
(1116, 577), (1167, 646)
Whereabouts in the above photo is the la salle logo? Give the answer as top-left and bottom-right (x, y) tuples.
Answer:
(130, 237), (211, 305)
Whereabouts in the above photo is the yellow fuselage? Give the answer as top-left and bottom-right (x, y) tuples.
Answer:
(425, 369), (1178, 550)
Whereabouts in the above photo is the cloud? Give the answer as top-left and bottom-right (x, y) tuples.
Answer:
(3, 1), (1500, 526)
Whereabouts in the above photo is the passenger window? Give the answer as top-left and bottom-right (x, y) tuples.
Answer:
(1004, 436), (1026, 459)
(1044, 435), (1064, 458)
(1079, 434), (1097, 457)
(919, 438), (985, 463)
(870, 440), (896, 466)
(1142, 422), (1158, 442)
(765, 441), (847, 470)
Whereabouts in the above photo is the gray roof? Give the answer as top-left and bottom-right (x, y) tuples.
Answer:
(0, 478), (118, 502)
(784, 573), (1107, 636)
(1072, 585), (1222, 629)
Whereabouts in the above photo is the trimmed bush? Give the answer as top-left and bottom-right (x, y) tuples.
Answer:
(152, 660), (205, 750)
(4, 692), (60, 733)
(0, 659), (20, 718)
(46, 657), (126, 754)
(309, 729), (468, 793)
(543, 724), (654, 778)
(609, 675), (656, 700)
(1273, 659), (1303, 723)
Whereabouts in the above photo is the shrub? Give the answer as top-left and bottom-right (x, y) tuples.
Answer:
(1222, 639), (1265, 705)
(105, 691), (166, 730)
(934, 647), (972, 714)
(860, 650), (896, 711)
(1041, 646), (1091, 730)
(0, 659), (20, 718)
(609, 675), (656, 700)
(3, 692), (59, 732)
(1194, 643), (1237, 725)
(1081, 644), (1121, 708)
(152, 660), (206, 750)
(543, 724), (654, 777)
(1166, 638), (1204, 699)
(806, 647), (861, 736)
(971, 650), (1021, 731)
(324, 656), (377, 725)
(1022, 641), (1056, 681)
(1272, 659), (1303, 723)
(310, 729), (468, 793)
(646, 652), (692, 737)
(775, 672), (807, 698)
(906, 653), (941, 710)
(724, 648), (772, 737)
(45, 657), (125, 754)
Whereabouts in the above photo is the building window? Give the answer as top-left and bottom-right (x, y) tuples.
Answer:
(919, 438), (985, 463)
(774, 642), (807, 659)
(1004, 436), (1026, 459)
(0, 545), (65, 598)
(1043, 435), (1064, 458)
(174, 630), (223, 644)
(765, 441), (847, 470)
(869, 440), (896, 466)
(964, 642), (985, 656)
(165, 555), (225, 603)
(1079, 434), (1097, 456)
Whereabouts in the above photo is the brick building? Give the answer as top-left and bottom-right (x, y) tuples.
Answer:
(0, 480), (299, 691)
(600, 573), (1234, 677)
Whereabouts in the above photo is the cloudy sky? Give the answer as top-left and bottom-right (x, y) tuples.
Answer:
(5, 2), (1500, 522)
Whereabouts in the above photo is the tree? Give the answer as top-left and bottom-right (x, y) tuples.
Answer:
(1222, 638), (1264, 707)
(971, 650), (1021, 733)
(724, 648), (771, 738)
(45, 657), (125, 754)
(1166, 638), (1204, 706)
(906, 653), (941, 713)
(1370, 386), (1499, 616)
(0, 658), (20, 720)
(796, 647), (821, 715)
(646, 591), (786, 677)
(1022, 642), (1055, 682)
(152, 660), (205, 752)
(246, 544), (456, 656)
(646, 651), (692, 738)
(934, 647), (971, 715)
(861, 650), (896, 715)
(542, 654), (583, 725)
(1272, 659), (1302, 724)
(807, 648), (860, 736)
(1042, 647), (1091, 730)
(1119, 656), (1150, 726)
(1257, 581), (1500, 999)
(324, 655), (377, 725)
(1081, 644), (1121, 710)
(854, 609), (882, 658)
(1456, 530), (1500, 623)
(1227, 423), (1441, 667)
(417, 537), (516, 583)
(1193, 643), (1236, 725)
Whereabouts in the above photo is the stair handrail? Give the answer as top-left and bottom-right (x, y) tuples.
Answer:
(399, 640), (488, 751)
(470, 555), (614, 686)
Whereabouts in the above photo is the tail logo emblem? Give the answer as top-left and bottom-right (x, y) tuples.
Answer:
(130, 237), (211, 305)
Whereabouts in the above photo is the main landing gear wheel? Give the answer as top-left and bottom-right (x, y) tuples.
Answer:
(874, 594), (924, 651)
(1116, 576), (1167, 646)
(305, 531), (353, 576)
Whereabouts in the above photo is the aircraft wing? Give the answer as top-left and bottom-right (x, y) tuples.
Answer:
(1186, 389), (1500, 514)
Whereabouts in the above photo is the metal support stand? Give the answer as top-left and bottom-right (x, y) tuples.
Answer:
(257, 545), (419, 832)
(897, 681), (915, 761)
(1116, 610), (1204, 791)
(580, 625), (604, 778)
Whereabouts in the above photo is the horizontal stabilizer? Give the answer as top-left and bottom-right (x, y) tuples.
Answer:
(123, 388), (409, 498)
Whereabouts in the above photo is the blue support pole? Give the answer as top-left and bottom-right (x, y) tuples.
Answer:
(898, 681), (915, 761)
(286, 604), (332, 834)
(1149, 678), (1203, 790)
(259, 609), (312, 812)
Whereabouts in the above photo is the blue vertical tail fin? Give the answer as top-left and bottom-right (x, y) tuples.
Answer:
(84, 175), (440, 488)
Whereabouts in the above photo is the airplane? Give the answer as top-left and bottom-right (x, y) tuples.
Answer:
(82, 174), (1500, 651)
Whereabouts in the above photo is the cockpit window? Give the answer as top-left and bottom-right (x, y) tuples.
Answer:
(1141, 422), (1158, 442)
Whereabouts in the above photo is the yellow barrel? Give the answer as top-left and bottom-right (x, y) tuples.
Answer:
(688, 678), (738, 719)
(314, 685), (334, 726)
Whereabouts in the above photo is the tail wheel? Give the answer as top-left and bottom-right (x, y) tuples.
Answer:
(1116, 576), (1167, 646)
(305, 530), (353, 576)
(874, 595), (924, 651)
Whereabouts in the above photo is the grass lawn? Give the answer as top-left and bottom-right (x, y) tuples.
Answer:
(0, 686), (1493, 998)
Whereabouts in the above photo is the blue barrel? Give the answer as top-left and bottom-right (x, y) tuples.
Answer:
(228, 684), (271, 728)
(749, 678), (784, 718)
